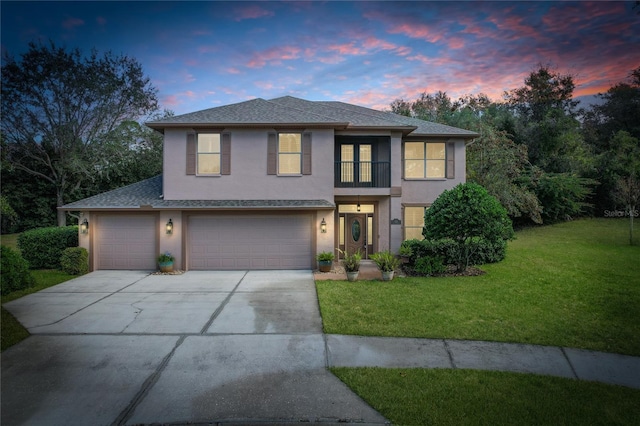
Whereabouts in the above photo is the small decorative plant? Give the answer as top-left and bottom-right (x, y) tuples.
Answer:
(338, 248), (361, 272)
(157, 252), (174, 263)
(370, 250), (400, 272)
(316, 251), (335, 272)
(316, 251), (335, 262)
(398, 243), (413, 258)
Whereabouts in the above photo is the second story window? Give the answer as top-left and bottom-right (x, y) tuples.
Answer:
(404, 142), (446, 179)
(278, 133), (302, 175)
(197, 133), (221, 175)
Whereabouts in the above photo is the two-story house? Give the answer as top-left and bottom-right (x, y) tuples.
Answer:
(61, 96), (477, 271)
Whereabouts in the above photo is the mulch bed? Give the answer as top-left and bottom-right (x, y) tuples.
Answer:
(151, 270), (185, 275)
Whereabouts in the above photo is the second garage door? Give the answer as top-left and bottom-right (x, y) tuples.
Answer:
(188, 215), (312, 270)
(96, 215), (157, 270)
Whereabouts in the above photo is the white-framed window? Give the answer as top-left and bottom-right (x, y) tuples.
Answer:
(197, 133), (221, 175)
(278, 133), (302, 175)
(404, 142), (446, 179)
(404, 206), (428, 240)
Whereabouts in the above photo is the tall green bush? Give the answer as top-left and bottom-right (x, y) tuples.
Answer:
(60, 247), (88, 275)
(1, 245), (35, 295)
(423, 182), (514, 272)
(17, 226), (78, 269)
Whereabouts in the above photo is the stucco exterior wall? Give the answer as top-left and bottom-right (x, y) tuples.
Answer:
(400, 139), (467, 204)
(162, 128), (335, 201)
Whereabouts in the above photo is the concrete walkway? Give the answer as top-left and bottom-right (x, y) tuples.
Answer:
(2, 270), (640, 426)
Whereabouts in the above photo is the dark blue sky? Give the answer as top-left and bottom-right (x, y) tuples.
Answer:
(2, 1), (638, 114)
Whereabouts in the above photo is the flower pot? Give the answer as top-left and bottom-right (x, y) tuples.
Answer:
(346, 271), (359, 282)
(318, 260), (332, 272)
(381, 270), (394, 281)
(158, 261), (174, 273)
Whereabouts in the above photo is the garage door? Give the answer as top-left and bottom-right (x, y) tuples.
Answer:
(189, 215), (312, 270)
(96, 215), (157, 270)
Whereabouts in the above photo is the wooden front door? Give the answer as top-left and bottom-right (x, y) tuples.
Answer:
(346, 214), (367, 257)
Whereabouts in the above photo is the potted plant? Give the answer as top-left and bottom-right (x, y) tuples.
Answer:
(157, 252), (174, 273)
(370, 250), (401, 281)
(316, 251), (335, 272)
(338, 248), (361, 281)
(398, 243), (413, 264)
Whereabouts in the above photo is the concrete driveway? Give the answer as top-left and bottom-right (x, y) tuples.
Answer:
(1, 270), (387, 426)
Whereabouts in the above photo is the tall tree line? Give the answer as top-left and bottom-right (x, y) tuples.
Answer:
(391, 65), (640, 232)
(1, 42), (167, 232)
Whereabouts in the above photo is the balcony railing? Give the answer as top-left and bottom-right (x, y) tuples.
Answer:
(335, 161), (390, 188)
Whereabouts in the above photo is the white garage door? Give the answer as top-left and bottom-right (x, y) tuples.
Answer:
(96, 215), (157, 270)
(189, 215), (312, 270)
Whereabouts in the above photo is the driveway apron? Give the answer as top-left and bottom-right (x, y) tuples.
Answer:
(1, 270), (387, 426)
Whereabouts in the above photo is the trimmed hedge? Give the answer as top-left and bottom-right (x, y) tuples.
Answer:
(401, 238), (507, 269)
(60, 247), (89, 275)
(1, 245), (35, 295)
(18, 226), (78, 269)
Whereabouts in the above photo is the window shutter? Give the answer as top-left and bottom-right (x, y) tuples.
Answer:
(186, 133), (196, 175)
(302, 132), (312, 175)
(446, 141), (455, 179)
(267, 133), (277, 175)
(221, 132), (231, 175)
(401, 142), (405, 179)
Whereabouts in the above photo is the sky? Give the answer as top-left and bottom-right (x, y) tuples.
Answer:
(2, 1), (639, 115)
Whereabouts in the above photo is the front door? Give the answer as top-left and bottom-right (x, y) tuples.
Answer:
(346, 214), (367, 257)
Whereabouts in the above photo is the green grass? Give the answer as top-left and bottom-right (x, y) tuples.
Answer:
(331, 367), (640, 425)
(1, 269), (75, 351)
(1, 306), (30, 351)
(317, 218), (640, 355)
(0, 233), (20, 250)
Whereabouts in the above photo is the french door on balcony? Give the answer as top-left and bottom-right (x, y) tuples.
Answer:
(340, 143), (372, 185)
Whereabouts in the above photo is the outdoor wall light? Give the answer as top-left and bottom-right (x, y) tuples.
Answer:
(320, 218), (327, 233)
(80, 218), (89, 234)
(166, 219), (173, 235)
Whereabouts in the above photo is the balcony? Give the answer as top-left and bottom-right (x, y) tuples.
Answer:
(335, 161), (390, 188)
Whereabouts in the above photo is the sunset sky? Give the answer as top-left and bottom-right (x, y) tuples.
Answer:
(2, 1), (638, 114)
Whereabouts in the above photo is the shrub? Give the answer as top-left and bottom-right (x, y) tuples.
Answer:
(60, 247), (89, 275)
(413, 256), (446, 276)
(535, 173), (596, 223)
(17, 226), (78, 269)
(424, 182), (514, 272)
(1, 245), (35, 295)
(402, 238), (506, 269)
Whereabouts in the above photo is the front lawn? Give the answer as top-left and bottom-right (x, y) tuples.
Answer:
(1, 269), (75, 351)
(316, 218), (640, 356)
(332, 368), (640, 425)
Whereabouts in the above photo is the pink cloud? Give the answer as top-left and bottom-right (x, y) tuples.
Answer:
(447, 37), (465, 50)
(234, 5), (274, 21)
(246, 45), (301, 68)
(96, 16), (106, 26)
(62, 16), (84, 30)
(327, 42), (366, 56)
(225, 67), (242, 75)
(387, 22), (444, 44)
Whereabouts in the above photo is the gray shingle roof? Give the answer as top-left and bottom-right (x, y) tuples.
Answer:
(146, 96), (479, 138)
(146, 98), (348, 129)
(60, 175), (335, 211)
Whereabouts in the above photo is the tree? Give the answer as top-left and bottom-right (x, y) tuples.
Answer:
(613, 175), (639, 245)
(423, 182), (514, 272)
(1, 41), (159, 226)
(467, 125), (543, 224)
(505, 64), (579, 122)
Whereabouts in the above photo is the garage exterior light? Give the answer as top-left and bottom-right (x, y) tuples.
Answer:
(166, 219), (174, 235)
